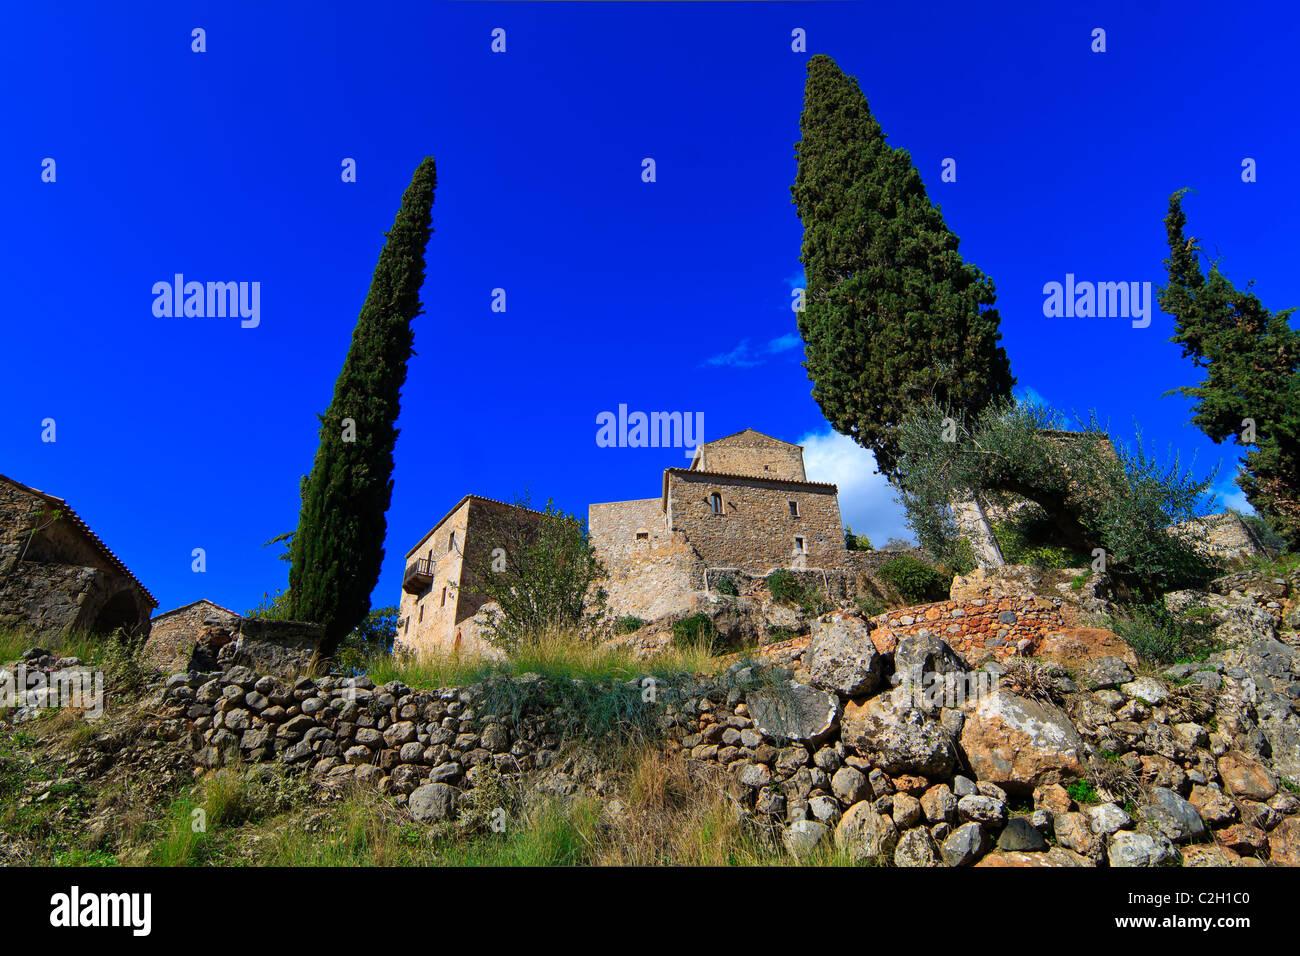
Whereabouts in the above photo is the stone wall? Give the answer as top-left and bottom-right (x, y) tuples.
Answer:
(667, 471), (845, 575)
(0, 477), (153, 636)
(696, 431), (806, 481)
(1170, 512), (1269, 565)
(397, 497), (472, 657)
(589, 498), (702, 619)
(144, 601), (242, 673)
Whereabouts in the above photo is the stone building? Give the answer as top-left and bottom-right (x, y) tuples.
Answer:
(144, 599), (242, 672)
(395, 495), (555, 657)
(590, 429), (849, 619)
(0, 472), (157, 636)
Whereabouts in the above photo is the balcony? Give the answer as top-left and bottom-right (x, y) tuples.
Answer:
(403, 557), (434, 594)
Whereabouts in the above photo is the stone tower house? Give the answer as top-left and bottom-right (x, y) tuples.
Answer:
(590, 429), (847, 619)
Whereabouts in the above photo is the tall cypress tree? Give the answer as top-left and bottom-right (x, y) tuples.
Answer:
(288, 157), (436, 653)
(791, 55), (1013, 478)
(1158, 189), (1300, 547)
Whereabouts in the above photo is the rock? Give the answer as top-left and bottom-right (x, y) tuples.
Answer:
(1033, 783), (1072, 815)
(841, 689), (957, 777)
(892, 792), (924, 829)
(893, 632), (970, 689)
(1267, 817), (1300, 866)
(1217, 751), (1280, 801)
(940, 822), (985, 867)
(959, 691), (1087, 794)
(975, 847), (1094, 867)
(1037, 627), (1138, 670)
(834, 801), (899, 862)
(383, 721), (418, 748)
(408, 783), (459, 823)
(1108, 830), (1178, 867)
(996, 816), (1047, 851)
(1083, 657), (1134, 690)
(806, 612), (884, 697)
(894, 827), (939, 867)
(831, 766), (870, 805)
(783, 819), (830, 858)
(1188, 785), (1238, 826)
(747, 684), (840, 744)
(957, 793), (1007, 826)
(1086, 803), (1132, 837)
(1139, 787), (1206, 843)
(1120, 677), (1169, 705)
(1218, 824), (1267, 856)
(1054, 812), (1105, 861)
(921, 784), (958, 825)
(740, 763), (772, 788)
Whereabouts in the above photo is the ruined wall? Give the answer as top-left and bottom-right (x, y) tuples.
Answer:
(590, 498), (702, 619)
(145, 601), (242, 673)
(698, 432), (806, 481)
(0, 479), (151, 637)
(1169, 512), (1268, 565)
(668, 472), (845, 576)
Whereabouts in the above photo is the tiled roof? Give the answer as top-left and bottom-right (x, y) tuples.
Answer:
(663, 467), (837, 490)
(0, 472), (158, 607)
(403, 494), (557, 559)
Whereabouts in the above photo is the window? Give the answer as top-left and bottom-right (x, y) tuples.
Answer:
(448, 530), (456, 553)
(403, 616), (409, 634)
(441, 587), (447, 607)
(709, 492), (722, 515)
(788, 500), (800, 517)
(635, 531), (649, 542)
(418, 604), (424, 622)
(794, 536), (806, 553)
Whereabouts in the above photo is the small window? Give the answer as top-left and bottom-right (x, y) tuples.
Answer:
(788, 500), (800, 517)
(794, 536), (806, 553)
(635, 531), (649, 541)
(418, 604), (424, 622)
(441, 587), (447, 607)
(448, 530), (456, 553)
(709, 492), (722, 515)
(404, 616), (409, 634)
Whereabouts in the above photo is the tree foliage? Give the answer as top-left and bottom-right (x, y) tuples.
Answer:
(894, 399), (1216, 600)
(455, 497), (608, 654)
(1158, 189), (1300, 548)
(288, 157), (437, 654)
(790, 54), (1013, 478)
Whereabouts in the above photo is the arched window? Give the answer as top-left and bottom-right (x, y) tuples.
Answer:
(709, 492), (722, 515)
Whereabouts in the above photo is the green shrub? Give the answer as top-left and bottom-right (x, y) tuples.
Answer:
(714, 576), (738, 596)
(856, 596), (886, 617)
(614, 616), (646, 635)
(766, 570), (802, 604)
(877, 555), (948, 604)
(1108, 604), (1217, 665)
(844, 526), (873, 551)
(671, 614), (717, 649)
(1065, 779), (1099, 804)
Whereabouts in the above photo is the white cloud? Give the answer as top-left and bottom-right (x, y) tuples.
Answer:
(799, 428), (913, 546)
(703, 333), (803, 369)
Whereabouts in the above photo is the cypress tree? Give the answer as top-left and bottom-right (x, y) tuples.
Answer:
(288, 157), (437, 653)
(1158, 189), (1300, 547)
(791, 55), (1013, 478)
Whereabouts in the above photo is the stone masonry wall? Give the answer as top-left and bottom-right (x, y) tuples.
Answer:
(144, 601), (242, 673)
(668, 471), (845, 576)
(589, 498), (702, 619)
(397, 500), (472, 657)
(698, 432), (806, 481)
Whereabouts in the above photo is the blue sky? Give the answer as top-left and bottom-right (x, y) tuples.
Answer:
(2, 1), (1295, 615)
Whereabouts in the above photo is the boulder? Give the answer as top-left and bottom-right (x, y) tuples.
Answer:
(893, 632), (970, 688)
(997, 817), (1047, 851)
(1108, 830), (1178, 867)
(1037, 627), (1138, 671)
(782, 819), (830, 858)
(1217, 751), (1280, 801)
(833, 801), (899, 862)
(409, 783), (459, 823)
(1138, 787), (1206, 843)
(807, 612), (884, 697)
(959, 691), (1087, 794)
(974, 847), (1094, 867)
(747, 684), (840, 744)
(1082, 657), (1134, 690)
(893, 827), (940, 867)
(842, 688), (957, 777)
(940, 822), (985, 867)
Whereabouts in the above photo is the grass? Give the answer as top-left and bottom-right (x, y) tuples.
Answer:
(1105, 604), (1218, 666)
(0, 626), (110, 666)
